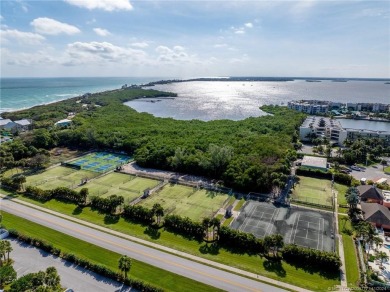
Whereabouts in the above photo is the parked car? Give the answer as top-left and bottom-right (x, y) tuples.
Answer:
(350, 165), (361, 171)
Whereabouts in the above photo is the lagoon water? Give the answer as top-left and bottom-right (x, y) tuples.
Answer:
(1, 78), (389, 121)
(127, 80), (390, 121)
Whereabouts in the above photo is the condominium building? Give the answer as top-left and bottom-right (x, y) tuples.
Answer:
(299, 116), (390, 145)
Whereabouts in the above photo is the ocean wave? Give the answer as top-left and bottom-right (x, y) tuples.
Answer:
(55, 93), (79, 97)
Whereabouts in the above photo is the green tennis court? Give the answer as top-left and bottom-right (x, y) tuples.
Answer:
(74, 172), (161, 203)
(140, 184), (230, 221)
(25, 166), (97, 190)
(292, 176), (333, 207)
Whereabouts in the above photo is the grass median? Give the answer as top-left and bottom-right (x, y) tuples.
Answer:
(4, 192), (340, 291)
(1, 211), (221, 292)
(338, 215), (360, 288)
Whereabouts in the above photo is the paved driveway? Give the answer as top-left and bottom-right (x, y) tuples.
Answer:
(10, 239), (133, 292)
(349, 164), (390, 182)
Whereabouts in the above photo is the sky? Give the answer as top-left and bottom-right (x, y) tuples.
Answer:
(1, 0), (389, 78)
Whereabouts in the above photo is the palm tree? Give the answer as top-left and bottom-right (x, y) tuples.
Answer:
(152, 203), (164, 225)
(0, 240), (5, 266)
(372, 236), (383, 251)
(202, 218), (211, 240)
(3, 241), (12, 261)
(376, 251), (389, 268)
(118, 255), (132, 279)
(210, 217), (221, 241)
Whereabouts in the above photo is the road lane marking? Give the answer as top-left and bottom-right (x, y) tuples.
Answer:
(3, 202), (262, 292)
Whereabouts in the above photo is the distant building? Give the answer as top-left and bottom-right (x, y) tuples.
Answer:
(55, 119), (72, 127)
(382, 191), (390, 208)
(357, 185), (384, 204)
(361, 202), (390, 230)
(14, 119), (32, 131)
(301, 156), (328, 171)
(289, 100), (390, 114)
(299, 116), (390, 146)
(0, 119), (15, 130)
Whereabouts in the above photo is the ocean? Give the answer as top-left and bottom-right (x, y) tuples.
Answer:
(0, 77), (160, 113)
(1, 77), (389, 120)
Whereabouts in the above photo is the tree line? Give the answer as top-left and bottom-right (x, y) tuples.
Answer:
(1, 88), (306, 193)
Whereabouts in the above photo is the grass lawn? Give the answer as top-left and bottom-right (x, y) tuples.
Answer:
(140, 184), (229, 220)
(7, 194), (340, 290)
(234, 198), (246, 211)
(74, 173), (160, 203)
(385, 166), (390, 173)
(338, 215), (360, 288)
(334, 183), (349, 214)
(25, 166), (97, 189)
(1, 212), (220, 292)
(222, 216), (234, 227)
(292, 176), (333, 206)
(215, 214), (224, 221)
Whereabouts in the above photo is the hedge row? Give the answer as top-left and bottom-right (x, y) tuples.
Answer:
(281, 243), (341, 270)
(295, 168), (352, 185)
(25, 186), (88, 204)
(8, 229), (163, 292)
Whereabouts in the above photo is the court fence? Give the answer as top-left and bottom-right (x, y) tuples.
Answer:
(290, 198), (333, 210)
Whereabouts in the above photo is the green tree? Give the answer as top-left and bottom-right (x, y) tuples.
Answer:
(152, 203), (164, 225)
(118, 255), (132, 279)
(376, 251), (389, 268)
(3, 241), (12, 262)
(202, 218), (211, 240)
(0, 265), (17, 288)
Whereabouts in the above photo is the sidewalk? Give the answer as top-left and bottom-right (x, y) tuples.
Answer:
(0, 193), (314, 292)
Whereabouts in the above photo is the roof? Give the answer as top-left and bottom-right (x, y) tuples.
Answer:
(301, 156), (327, 169)
(14, 119), (31, 126)
(0, 119), (13, 126)
(361, 202), (390, 226)
(357, 185), (384, 201)
(55, 119), (72, 125)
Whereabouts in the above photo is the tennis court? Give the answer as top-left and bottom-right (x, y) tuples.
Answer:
(74, 172), (161, 203)
(65, 152), (132, 173)
(140, 184), (230, 220)
(231, 201), (335, 252)
(25, 166), (98, 190)
(292, 176), (333, 207)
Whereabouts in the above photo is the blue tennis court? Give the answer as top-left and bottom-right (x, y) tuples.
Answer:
(66, 152), (132, 173)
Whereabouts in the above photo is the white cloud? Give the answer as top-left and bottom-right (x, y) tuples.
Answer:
(155, 45), (193, 64)
(64, 41), (147, 66)
(0, 29), (45, 44)
(31, 18), (81, 35)
(65, 0), (133, 11)
(1, 48), (56, 66)
(244, 22), (253, 28)
(93, 28), (111, 36)
(234, 30), (245, 34)
(16, 0), (28, 13)
(0, 15), (3, 21)
(214, 43), (228, 48)
(131, 42), (149, 48)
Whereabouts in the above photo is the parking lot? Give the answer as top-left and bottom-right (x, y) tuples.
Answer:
(349, 163), (390, 182)
(10, 239), (133, 292)
(231, 201), (335, 252)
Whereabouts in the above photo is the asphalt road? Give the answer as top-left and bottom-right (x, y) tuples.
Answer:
(0, 197), (287, 292)
(10, 239), (133, 292)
